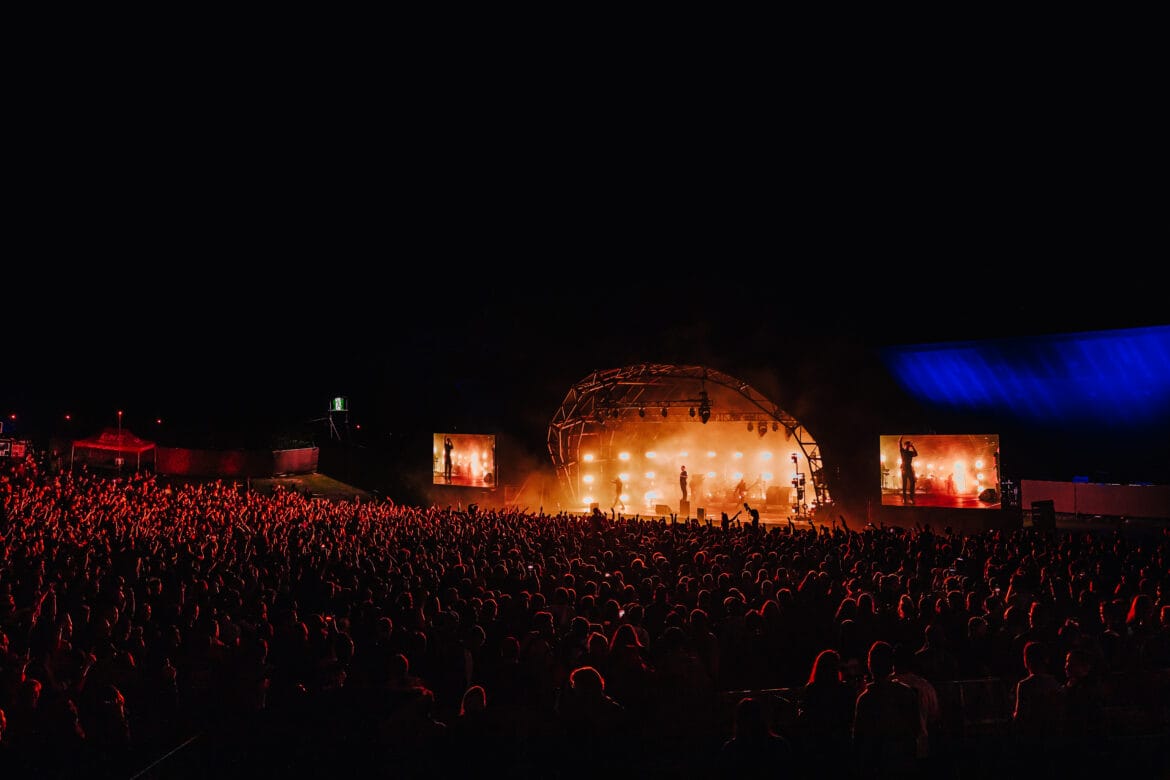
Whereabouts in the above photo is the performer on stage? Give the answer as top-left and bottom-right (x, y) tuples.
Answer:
(444, 436), (454, 483)
(898, 436), (918, 503)
(679, 465), (688, 502)
(612, 476), (625, 511)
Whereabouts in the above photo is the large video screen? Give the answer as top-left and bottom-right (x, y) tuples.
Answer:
(880, 434), (1000, 509)
(434, 433), (497, 488)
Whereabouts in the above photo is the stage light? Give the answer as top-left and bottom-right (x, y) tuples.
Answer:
(734, 452), (743, 459)
(790, 453), (798, 464)
(733, 471), (744, 480)
(618, 473), (629, 481)
(954, 461), (965, 470)
(975, 459), (984, 469)
(583, 475), (594, 484)
(689, 407), (696, 418)
(645, 471), (655, 479)
(638, 407), (645, 417)
(584, 454), (594, 462)
(772, 422), (779, 432)
(646, 451), (657, 459)
(758, 425), (767, 438)
(619, 452), (630, 461)
(763, 472), (773, 481)
(761, 452), (773, 460)
(679, 451), (688, 457)
(583, 496), (594, 505)
(64, 414), (71, 421)
(707, 471), (716, 478)
(977, 473), (984, 481)
(661, 407), (668, 417)
(620, 494), (629, 502)
(611, 409), (619, 418)
(698, 390), (711, 424)
(880, 454), (886, 463)
(156, 418), (162, 425)
(707, 451), (716, 458)
(747, 422), (753, 432)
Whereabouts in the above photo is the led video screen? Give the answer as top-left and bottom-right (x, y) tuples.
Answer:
(434, 433), (496, 488)
(880, 434), (1000, 509)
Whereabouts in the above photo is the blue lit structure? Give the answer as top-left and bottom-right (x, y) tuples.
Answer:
(881, 325), (1170, 428)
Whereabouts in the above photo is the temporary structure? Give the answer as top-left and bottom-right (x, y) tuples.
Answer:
(71, 427), (157, 472)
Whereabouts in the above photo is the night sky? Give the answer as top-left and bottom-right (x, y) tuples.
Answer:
(5, 261), (1166, 493)
(6, 139), (1167, 499)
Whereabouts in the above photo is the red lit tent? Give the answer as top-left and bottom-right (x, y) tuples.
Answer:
(70, 427), (157, 472)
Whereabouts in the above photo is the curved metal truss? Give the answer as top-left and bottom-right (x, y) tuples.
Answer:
(547, 364), (831, 509)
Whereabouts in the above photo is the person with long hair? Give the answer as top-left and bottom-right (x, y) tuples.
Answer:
(795, 648), (856, 777)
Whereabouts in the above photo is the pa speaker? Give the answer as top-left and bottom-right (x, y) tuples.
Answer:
(1031, 499), (1056, 530)
(979, 488), (999, 503)
(655, 504), (671, 515)
(696, 507), (705, 521)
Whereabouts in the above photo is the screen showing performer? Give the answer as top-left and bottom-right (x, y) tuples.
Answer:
(433, 433), (497, 488)
(879, 434), (1000, 509)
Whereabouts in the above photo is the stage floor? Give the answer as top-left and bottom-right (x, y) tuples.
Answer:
(882, 493), (1001, 510)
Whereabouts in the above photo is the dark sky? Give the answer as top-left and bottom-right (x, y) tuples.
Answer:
(6, 119), (1166, 489)
(5, 264), (1162, 448)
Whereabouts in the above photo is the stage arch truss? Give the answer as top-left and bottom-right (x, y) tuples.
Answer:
(547, 364), (830, 514)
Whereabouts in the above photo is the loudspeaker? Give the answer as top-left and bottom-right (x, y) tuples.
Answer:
(979, 488), (999, 503)
(766, 486), (785, 505)
(1031, 499), (1056, 530)
(655, 504), (672, 516)
(679, 499), (690, 516)
(696, 507), (705, 521)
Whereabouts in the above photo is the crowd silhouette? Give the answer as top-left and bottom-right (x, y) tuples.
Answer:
(0, 453), (1167, 778)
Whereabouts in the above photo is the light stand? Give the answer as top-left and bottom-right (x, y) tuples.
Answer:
(790, 453), (807, 516)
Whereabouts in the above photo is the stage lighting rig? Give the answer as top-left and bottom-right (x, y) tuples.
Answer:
(698, 390), (711, 424)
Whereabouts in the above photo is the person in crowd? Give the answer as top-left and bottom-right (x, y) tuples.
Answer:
(719, 696), (792, 776)
(795, 648), (855, 777)
(1011, 640), (1064, 755)
(853, 640), (920, 778)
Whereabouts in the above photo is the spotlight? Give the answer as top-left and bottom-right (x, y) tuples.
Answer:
(638, 407), (645, 417)
(698, 390), (711, 424)
(758, 425), (766, 438)
(772, 422), (779, 432)
(661, 407), (668, 417)
(611, 408), (619, 418)
(689, 407), (696, 418)
(747, 422), (753, 432)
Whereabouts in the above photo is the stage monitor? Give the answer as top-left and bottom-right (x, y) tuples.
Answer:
(434, 432), (497, 488)
(880, 434), (1000, 509)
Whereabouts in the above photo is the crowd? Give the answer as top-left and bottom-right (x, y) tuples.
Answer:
(1, 453), (1168, 778)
